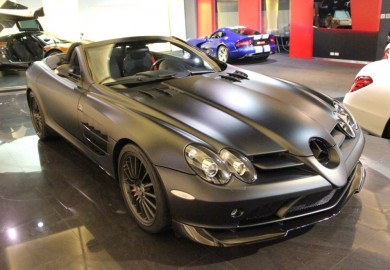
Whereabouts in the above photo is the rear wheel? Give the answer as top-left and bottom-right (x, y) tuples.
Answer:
(28, 91), (53, 140)
(118, 144), (169, 233)
(217, 45), (229, 63)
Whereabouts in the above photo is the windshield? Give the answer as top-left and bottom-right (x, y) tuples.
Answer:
(84, 38), (224, 86)
(230, 27), (260, 36)
(35, 33), (68, 45)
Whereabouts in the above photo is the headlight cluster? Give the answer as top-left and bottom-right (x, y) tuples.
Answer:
(333, 100), (358, 138)
(185, 144), (257, 185)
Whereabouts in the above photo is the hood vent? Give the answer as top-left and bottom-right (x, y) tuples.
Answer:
(252, 152), (304, 170)
(134, 86), (179, 99)
(220, 70), (249, 82)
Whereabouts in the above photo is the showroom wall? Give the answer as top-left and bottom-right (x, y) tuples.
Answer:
(313, 0), (383, 61)
(15, 0), (187, 41)
(184, 0), (197, 39)
(377, 0), (390, 59)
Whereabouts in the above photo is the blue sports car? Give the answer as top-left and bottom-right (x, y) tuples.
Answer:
(187, 26), (276, 63)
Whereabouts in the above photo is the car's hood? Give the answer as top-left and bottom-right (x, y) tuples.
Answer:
(121, 68), (338, 157)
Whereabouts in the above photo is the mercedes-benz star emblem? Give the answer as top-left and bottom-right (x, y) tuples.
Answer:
(310, 139), (329, 164)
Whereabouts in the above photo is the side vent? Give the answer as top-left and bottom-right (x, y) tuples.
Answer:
(82, 123), (109, 155)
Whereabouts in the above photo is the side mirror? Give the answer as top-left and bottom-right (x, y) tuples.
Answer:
(56, 64), (70, 77)
(204, 36), (209, 40)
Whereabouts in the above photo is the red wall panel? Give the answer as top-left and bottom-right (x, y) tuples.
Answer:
(351, 0), (382, 32)
(197, 0), (215, 37)
(238, 0), (262, 30)
(289, 0), (313, 58)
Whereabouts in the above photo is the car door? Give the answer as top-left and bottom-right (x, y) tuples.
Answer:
(200, 31), (225, 57)
(36, 49), (84, 138)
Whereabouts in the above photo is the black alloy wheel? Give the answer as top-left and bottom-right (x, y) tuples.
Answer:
(118, 144), (169, 233)
(28, 91), (53, 140)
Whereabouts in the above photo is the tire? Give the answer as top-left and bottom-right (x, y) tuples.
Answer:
(118, 144), (169, 233)
(217, 45), (229, 63)
(28, 91), (53, 140)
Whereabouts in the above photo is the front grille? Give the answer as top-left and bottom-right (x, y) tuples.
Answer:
(249, 152), (316, 184)
(239, 187), (341, 227)
(286, 189), (337, 215)
(242, 201), (285, 224)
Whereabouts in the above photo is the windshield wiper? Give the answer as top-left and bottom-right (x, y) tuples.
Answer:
(187, 70), (215, 75)
(103, 71), (177, 86)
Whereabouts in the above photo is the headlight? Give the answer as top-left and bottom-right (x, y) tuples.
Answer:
(185, 145), (231, 185)
(220, 149), (257, 183)
(185, 145), (257, 185)
(333, 100), (358, 138)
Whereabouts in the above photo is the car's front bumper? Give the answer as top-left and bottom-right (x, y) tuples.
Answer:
(158, 161), (365, 247)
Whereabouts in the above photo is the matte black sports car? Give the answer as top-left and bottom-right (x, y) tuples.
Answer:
(26, 36), (365, 247)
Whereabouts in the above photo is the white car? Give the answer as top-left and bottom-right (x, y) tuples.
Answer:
(343, 45), (390, 138)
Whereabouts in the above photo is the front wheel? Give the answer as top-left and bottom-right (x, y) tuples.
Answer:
(217, 45), (229, 63)
(118, 144), (169, 233)
(28, 91), (53, 140)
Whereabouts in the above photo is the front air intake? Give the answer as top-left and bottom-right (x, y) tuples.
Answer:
(309, 138), (340, 169)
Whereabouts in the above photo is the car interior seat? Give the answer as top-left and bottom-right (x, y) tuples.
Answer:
(122, 45), (153, 76)
(109, 47), (125, 78)
(24, 36), (43, 60)
(12, 37), (33, 61)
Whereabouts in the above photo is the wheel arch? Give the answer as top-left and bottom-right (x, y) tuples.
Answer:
(112, 137), (177, 186)
(112, 138), (137, 181)
(113, 138), (173, 218)
(382, 118), (390, 139)
(26, 88), (33, 107)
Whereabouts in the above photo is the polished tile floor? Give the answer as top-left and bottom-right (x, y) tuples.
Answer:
(0, 56), (389, 269)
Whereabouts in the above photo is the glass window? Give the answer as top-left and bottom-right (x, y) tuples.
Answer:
(262, 0), (290, 36)
(210, 31), (225, 39)
(314, 0), (352, 29)
(216, 0), (238, 28)
(35, 33), (69, 45)
(16, 19), (42, 31)
(84, 38), (222, 84)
